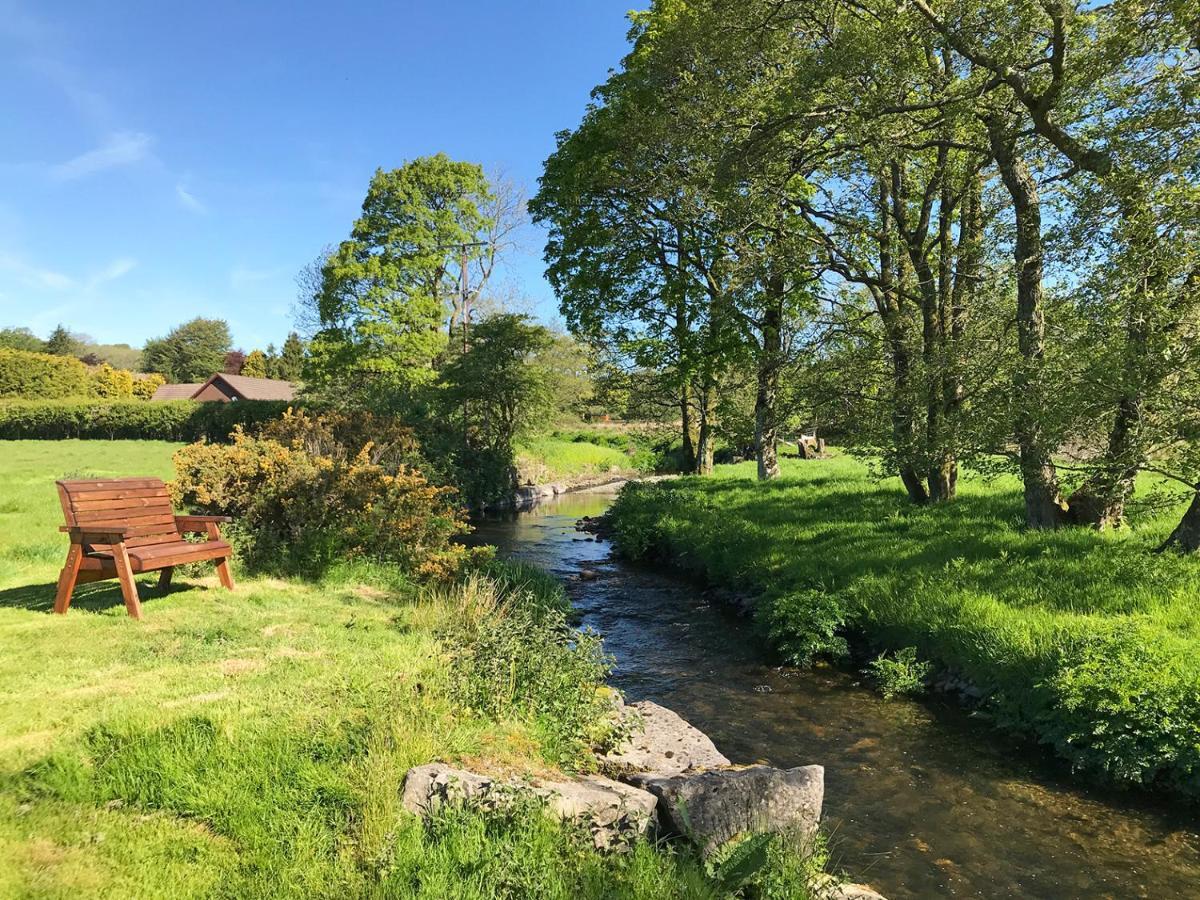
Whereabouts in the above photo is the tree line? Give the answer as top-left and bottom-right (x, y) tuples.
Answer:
(530, 0), (1199, 543)
(0, 321), (307, 385)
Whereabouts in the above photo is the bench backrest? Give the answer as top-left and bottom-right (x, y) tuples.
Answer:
(56, 477), (180, 551)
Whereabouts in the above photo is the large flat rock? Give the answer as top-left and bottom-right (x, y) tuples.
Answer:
(629, 764), (824, 854)
(603, 700), (731, 776)
(401, 763), (657, 850)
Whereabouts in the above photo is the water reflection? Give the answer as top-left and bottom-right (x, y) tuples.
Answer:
(473, 491), (1200, 899)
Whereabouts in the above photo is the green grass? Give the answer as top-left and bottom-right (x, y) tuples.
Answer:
(609, 454), (1200, 800)
(0, 440), (823, 898)
(515, 437), (638, 484)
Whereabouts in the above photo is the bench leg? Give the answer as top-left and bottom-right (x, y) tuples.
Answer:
(112, 543), (142, 619)
(158, 566), (174, 593)
(54, 543), (83, 615)
(214, 556), (235, 591)
(206, 522), (235, 590)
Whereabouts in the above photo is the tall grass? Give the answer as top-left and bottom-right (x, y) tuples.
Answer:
(609, 455), (1200, 801)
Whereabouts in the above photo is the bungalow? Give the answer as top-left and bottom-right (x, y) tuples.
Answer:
(151, 373), (296, 403)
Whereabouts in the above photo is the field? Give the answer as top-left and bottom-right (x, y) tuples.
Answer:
(609, 453), (1200, 800)
(0, 441), (759, 899)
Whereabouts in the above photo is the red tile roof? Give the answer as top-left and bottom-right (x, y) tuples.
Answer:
(150, 383), (202, 401)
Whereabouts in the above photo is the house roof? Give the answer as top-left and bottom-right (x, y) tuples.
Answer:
(150, 383), (202, 401)
(200, 373), (296, 401)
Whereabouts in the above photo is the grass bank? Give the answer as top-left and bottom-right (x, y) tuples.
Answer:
(0, 440), (824, 898)
(515, 427), (669, 486)
(608, 454), (1200, 802)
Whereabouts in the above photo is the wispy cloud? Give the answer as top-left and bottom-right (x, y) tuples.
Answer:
(86, 256), (137, 289)
(230, 265), (286, 291)
(0, 252), (74, 290)
(175, 183), (207, 214)
(50, 131), (154, 181)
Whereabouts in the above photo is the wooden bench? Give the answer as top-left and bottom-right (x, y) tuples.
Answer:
(54, 477), (234, 619)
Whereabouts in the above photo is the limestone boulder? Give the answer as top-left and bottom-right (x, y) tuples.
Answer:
(603, 701), (731, 777)
(629, 764), (823, 854)
(401, 763), (657, 850)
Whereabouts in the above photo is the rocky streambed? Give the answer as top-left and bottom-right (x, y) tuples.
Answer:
(466, 490), (1200, 899)
(403, 696), (883, 898)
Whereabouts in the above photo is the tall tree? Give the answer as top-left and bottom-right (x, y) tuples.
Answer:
(276, 332), (306, 381)
(307, 156), (499, 399)
(142, 318), (232, 383)
(0, 327), (45, 353)
(44, 325), (84, 358)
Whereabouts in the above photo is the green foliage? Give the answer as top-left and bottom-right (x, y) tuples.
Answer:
(0, 348), (93, 399)
(172, 409), (480, 579)
(1035, 624), (1200, 793)
(275, 331), (306, 381)
(0, 398), (290, 440)
(0, 327), (44, 352)
(439, 575), (613, 768)
(764, 590), (851, 668)
(44, 324), (85, 357)
(308, 156), (495, 395)
(141, 317), (232, 383)
(865, 647), (932, 700)
(609, 456), (1200, 799)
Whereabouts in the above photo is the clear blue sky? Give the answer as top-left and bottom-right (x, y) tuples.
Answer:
(0, 0), (634, 350)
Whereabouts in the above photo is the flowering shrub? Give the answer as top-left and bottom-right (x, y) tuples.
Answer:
(173, 410), (483, 578)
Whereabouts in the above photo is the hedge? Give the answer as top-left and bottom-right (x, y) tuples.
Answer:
(0, 349), (92, 399)
(0, 400), (293, 441)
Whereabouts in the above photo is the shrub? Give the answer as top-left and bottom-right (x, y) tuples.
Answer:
(439, 574), (614, 768)
(0, 348), (92, 399)
(172, 411), (480, 578)
(0, 398), (290, 440)
(1036, 623), (1200, 792)
(763, 589), (851, 667)
(131, 373), (166, 400)
(865, 647), (932, 700)
(91, 363), (135, 399)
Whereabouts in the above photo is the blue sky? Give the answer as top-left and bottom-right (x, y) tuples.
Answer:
(0, 0), (634, 350)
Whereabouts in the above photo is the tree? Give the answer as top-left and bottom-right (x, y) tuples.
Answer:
(44, 325), (84, 358)
(276, 332), (306, 382)
(0, 327), (45, 353)
(142, 318), (232, 383)
(439, 314), (555, 453)
(242, 350), (268, 378)
(307, 156), (501, 399)
(224, 350), (246, 375)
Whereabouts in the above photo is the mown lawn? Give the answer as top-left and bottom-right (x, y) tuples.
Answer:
(609, 453), (1200, 800)
(0, 441), (734, 899)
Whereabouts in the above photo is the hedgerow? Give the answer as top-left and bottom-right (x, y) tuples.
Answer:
(0, 349), (92, 399)
(0, 399), (290, 440)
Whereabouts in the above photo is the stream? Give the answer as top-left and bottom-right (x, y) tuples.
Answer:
(473, 489), (1200, 899)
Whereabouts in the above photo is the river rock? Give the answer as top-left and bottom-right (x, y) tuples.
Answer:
(604, 701), (731, 776)
(811, 875), (888, 900)
(401, 763), (657, 850)
(629, 764), (823, 854)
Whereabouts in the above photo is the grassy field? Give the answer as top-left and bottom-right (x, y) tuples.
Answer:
(0, 440), (811, 898)
(515, 438), (640, 484)
(609, 454), (1200, 801)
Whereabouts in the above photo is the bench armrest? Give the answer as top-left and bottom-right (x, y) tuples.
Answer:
(60, 525), (130, 543)
(175, 515), (233, 534)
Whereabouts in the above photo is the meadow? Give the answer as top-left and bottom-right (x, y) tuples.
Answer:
(609, 453), (1200, 801)
(0, 440), (790, 899)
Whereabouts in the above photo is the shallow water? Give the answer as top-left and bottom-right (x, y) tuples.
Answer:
(474, 490), (1200, 899)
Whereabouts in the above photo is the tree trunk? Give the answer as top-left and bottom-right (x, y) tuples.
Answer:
(679, 383), (696, 474)
(1066, 394), (1141, 528)
(988, 117), (1067, 529)
(755, 288), (783, 481)
(1160, 488), (1200, 552)
(695, 382), (715, 476)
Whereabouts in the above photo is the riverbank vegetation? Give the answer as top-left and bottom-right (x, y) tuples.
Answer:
(0, 440), (832, 896)
(532, 0), (1200, 539)
(608, 456), (1200, 801)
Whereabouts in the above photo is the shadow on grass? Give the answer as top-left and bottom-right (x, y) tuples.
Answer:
(0, 578), (196, 615)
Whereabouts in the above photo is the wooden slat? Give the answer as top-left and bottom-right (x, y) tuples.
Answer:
(74, 509), (175, 526)
(59, 478), (165, 490)
(129, 543), (231, 572)
(63, 487), (170, 502)
(71, 495), (172, 512)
